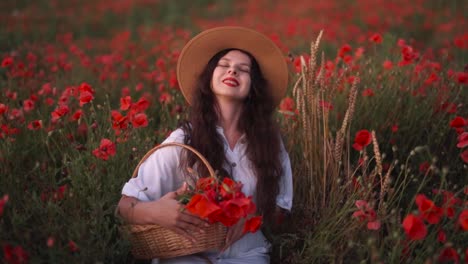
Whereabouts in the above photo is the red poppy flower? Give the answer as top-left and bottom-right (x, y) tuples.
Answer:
(352, 200), (380, 230)
(3, 244), (29, 264)
(437, 230), (446, 243)
(27, 120), (43, 130)
(457, 132), (468, 148)
(438, 247), (459, 263)
(159, 92), (172, 104)
(279, 97), (295, 112)
(0, 103), (8, 115)
(131, 113), (148, 128)
(243, 216), (263, 234)
(132, 97), (150, 113)
(383, 60), (393, 70)
(92, 138), (116, 161)
(79, 91), (94, 106)
(51, 105), (70, 122)
(461, 149), (468, 163)
(1, 57), (13, 68)
(456, 72), (468, 84)
(68, 240), (79, 252)
(186, 194), (222, 220)
(415, 194), (443, 224)
(338, 44), (352, 58)
(23, 99), (35, 112)
(450, 116), (466, 128)
(0, 194), (8, 217)
(459, 210), (468, 231)
(369, 33), (382, 44)
(111, 110), (128, 132)
(402, 214), (427, 240)
(47, 237), (55, 248)
(120, 96), (132, 111)
(319, 100), (333, 111)
(352, 130), (372, 151)
(362, 88), (374, 97)
(419, 162), (430, 174)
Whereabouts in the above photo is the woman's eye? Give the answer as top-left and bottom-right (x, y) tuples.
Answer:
(240, 68), (250, 73)
(218, 64), (229, 67)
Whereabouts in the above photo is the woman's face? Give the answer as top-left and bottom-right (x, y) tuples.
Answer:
(211, 50), (252, 103)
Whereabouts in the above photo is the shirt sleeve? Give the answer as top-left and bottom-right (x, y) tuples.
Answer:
(121, 128), (186, 201)
(276, 138), (293, 211)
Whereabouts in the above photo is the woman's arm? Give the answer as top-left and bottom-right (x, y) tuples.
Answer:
(117, 183), (210, 242)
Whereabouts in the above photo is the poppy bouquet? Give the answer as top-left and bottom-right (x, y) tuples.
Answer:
(178, 176), (263, 234)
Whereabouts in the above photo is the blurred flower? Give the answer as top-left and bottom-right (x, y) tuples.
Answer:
(68, 240), (79, 252)
(338, 44), (352, 58)
(459, 210), (468, 231)
(0, 103), (8, 115)
(391, 124), (399, 133)
(415, 194), (443, 224)
(352, 130), (372, 151)
(461, 150), (468, 163)
(456, 132), (468, 148)
(92, 139), (116, 161)
(419, 162), (430, 174)
(437, 229), (446, 243)
(47, 237), (55, 248)
(120, 96), (132, 111)
(352, 200), (381, 230)
(27, 120), (43, 130)
(0, 194), (9, 217)
(3, 244), (29, 264)
(369, 33), (382, 44)
(51, 105), (70, 122)
(159, 92), (172, 104)
(449, 116), (466, 129)
(383, 60), (393, 70)
(437, 247), (459, 263)
(131, 113), (148, 128)
(22, 99), (35, 112)
(243, 216), (263, 234)
(362, 88), (374, 97)
(402, 214), (427, 240)
(456, 72), (468, 84)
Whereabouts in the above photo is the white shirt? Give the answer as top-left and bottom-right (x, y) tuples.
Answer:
(121, 127), (293, 262)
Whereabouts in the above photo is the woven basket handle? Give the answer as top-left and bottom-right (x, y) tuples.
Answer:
(131, 142), (216, 179)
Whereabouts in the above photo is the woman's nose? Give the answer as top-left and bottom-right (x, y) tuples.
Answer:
(227, 67), (237, 75)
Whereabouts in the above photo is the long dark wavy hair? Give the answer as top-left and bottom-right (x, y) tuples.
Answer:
(180, 49), (283, 224)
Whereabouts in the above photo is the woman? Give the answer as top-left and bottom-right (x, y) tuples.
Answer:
(117, 26), (293, 264)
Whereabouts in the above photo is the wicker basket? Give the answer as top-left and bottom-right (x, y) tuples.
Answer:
(122, 142), (227, 259)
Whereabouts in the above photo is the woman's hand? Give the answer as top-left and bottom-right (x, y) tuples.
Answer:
(153, 183), (210, 242)
(221, 217), (247, 252)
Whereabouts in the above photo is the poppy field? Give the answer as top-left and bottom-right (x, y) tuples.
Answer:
(0, 0), (467, 263)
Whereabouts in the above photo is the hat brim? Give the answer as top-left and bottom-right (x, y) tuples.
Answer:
(177, 26), (288, 106)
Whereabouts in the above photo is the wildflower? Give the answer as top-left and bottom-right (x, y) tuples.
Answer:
(51, 105), (70, 122)
(419, 162), (430, 174)
(132, 97), (150, 113)
(456, 72), (468, 84)
(362, 88), (374, 97)
(402, 214), (427, 240)
(449, 116), (466, 128)
(3, 244), (29, 264)
(0, 194), (8, 217)
(120, 96), (132, 111)
(352, 200), (381, 230)
(71, 109), (83, 121)
(1, 56), (14, 68)
(383, 60), (393, 70)
(391, 124), (399, 133)
(22, 99), (35, 112)
(459, 210), (468, 231)
(456, 132), (468, 148)
(131, 113), (148, 128)
(415, 194), (443, 224)
(437, 230), (446, 243)
(438, 247), (459, 263)
(79, 91), (94, 106)
(92, 139), (116, 161)
(461, 150), (468, 163)
(68, 240), (79, 252)
(159, 92), (172, 104)
(352, 130), (372, 151)
(338, 44), (352, 58)
(319, 100), (334, 111)
(0, 103), (8, 115)
(369, 33), (383, 44)
(27, 120), (43, 130)
(47, 237), (55, 248)
(243, 216), (263, 234)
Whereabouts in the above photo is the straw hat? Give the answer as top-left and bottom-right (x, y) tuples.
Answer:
(177, 26), (288, 106)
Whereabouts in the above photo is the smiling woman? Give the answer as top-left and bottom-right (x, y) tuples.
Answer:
(117, 26), (293, 264)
